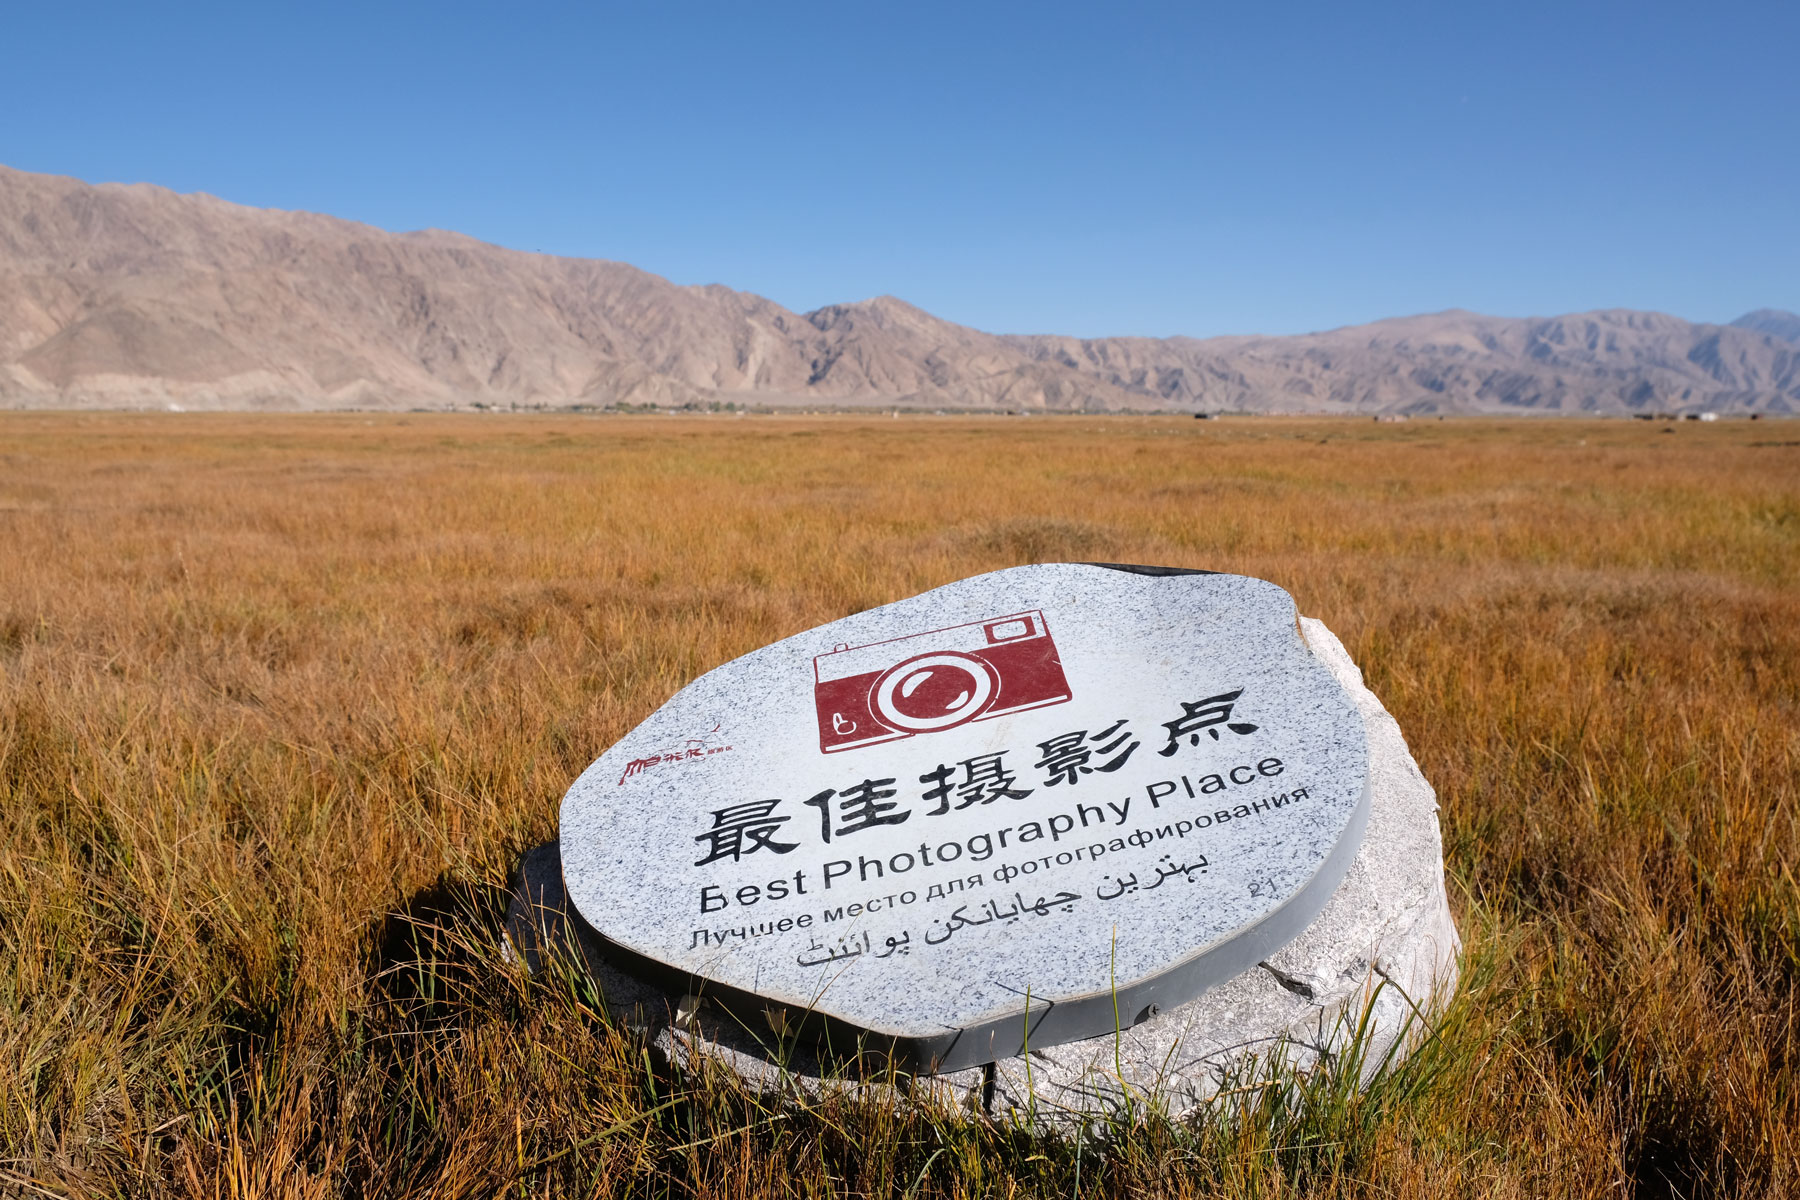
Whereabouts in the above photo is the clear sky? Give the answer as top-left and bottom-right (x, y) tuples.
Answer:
(5, 0), (1795, 337)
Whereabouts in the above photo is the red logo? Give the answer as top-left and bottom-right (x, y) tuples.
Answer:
(617, 727), (733, 785)
(813, 610), (1072, 754)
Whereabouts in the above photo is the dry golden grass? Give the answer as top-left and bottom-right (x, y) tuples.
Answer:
(0, 411), (1796, 1198)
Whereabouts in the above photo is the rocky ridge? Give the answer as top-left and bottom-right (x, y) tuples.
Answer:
(2, 165), (1793, 414)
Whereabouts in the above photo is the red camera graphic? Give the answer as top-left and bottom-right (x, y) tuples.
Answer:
(813, 610), (1073, 754)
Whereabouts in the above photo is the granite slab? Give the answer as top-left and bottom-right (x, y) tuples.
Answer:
(555, 565), (1371, 1071)
(506, 615), (1459, 1126)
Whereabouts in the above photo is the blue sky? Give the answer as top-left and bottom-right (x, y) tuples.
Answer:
(5, 1), (1795, 337)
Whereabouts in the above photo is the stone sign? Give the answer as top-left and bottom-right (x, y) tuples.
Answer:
(558, 564), (1371, 1073)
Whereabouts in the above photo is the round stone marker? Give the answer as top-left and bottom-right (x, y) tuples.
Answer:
(558, 564), (1371, 1073)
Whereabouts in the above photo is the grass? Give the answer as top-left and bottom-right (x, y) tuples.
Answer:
(0, 411), (1795, 1198)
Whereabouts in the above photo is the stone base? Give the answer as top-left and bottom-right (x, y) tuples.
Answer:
(505, 618), (1459, 1125)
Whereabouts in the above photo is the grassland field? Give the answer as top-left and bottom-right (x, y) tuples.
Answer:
(0, 412), (1796, 1199)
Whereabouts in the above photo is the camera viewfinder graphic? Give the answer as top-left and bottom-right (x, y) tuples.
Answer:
(813, 610), (1073, 753)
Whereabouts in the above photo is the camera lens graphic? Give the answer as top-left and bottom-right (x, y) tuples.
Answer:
(872, 652), (997, 733)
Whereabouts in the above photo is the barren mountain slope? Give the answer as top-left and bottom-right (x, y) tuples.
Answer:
(1731, 308), (1800, 344)
(0, 166), (820, 409)
(0, 166), (1149, 412)
(1004, 309), (1799, 414)
(1, 165), (1793, 413)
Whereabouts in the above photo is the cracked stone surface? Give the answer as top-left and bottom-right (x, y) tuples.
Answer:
(506, 613), (1458, 1126)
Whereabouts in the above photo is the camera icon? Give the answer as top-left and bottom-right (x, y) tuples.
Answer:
(812, 610), (1073, 754)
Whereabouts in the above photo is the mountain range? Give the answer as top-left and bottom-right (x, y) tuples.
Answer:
(1, 165), (1794, 415)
